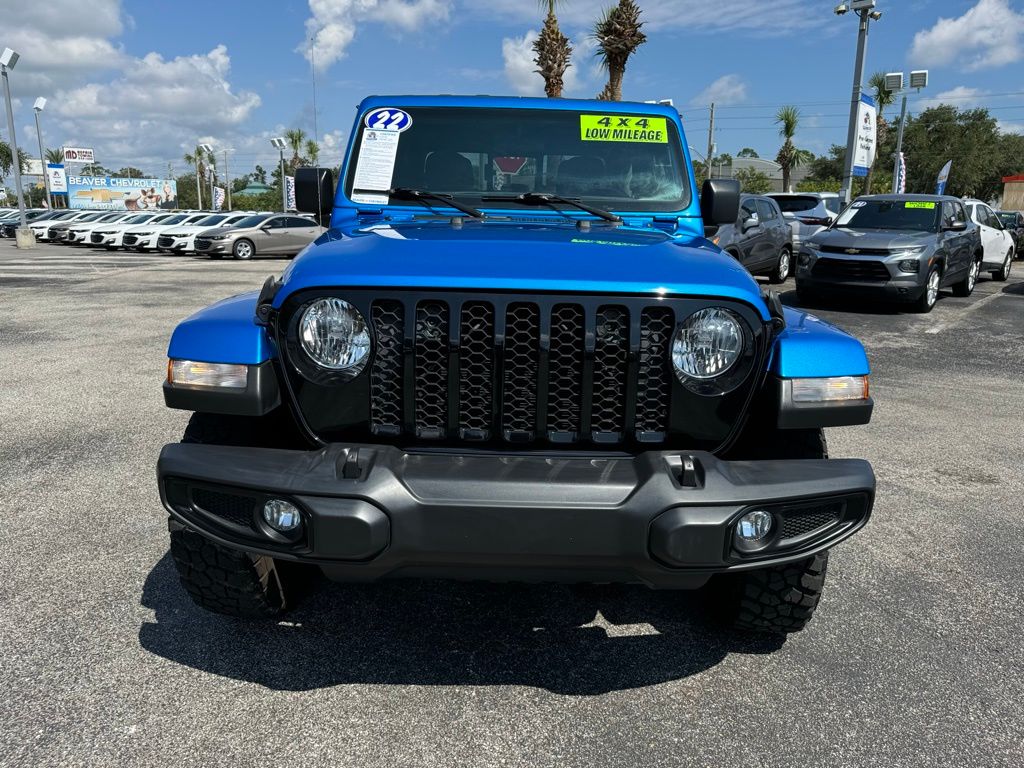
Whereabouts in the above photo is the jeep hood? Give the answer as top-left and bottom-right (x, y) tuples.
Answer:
(809, 227), (938, 251)
(275, 220), (768, 319)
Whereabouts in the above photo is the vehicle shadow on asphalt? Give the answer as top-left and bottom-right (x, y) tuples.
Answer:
(138, 554), (783, 695)
(777, 288), (904, 315)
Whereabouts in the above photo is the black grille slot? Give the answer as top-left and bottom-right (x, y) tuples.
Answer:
(547, 303), (585, 439)
(192, 488), (255, 529)
(458, 302), (495, 440)
(157, 236), (174, 248)
(780, 502), (842, 538)
(636, 307), (674, 439)
(502, 303), (540, 440)
(591, 306), (629, 440)
(414, 301), (449, 439)
(812, 257), (891, 281)
(370, 300), (404, 436)
(819, 245), (892, 256)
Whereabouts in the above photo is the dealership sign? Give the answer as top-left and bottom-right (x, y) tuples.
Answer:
(47, 164), (68, 194)
(851, 94), (877, 177)
(66, 176), (178, 210)
(62, 146), (95, 164)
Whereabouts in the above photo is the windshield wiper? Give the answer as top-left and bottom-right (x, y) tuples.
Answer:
(481, 192), (622, 223)
(354, 187), (485, 219)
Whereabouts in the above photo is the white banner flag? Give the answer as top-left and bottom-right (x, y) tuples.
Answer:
(214, 186), (226, 211)
(285, 176), (296, 211)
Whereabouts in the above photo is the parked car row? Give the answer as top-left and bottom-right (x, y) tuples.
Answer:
(0, 207), (326, 259)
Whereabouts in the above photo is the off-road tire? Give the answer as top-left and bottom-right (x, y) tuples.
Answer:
(170, 527), (287, 618)
(769, 245), (792, 284)
(171, 411), (314, 617)
(952, 257), (980, 297)
(709, 427), (831, 634)
(712, 552), (830, 635)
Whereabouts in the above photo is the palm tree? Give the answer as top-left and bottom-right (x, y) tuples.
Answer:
(183, 145), (208, 188)
(533, 1), (572, 98)
(864, 71), (897, 194)
(305, 139), (320, 166)
(285, 129), (307, 171)
(775, 105), (804, 193)
(45, 148), (64, 164)
(593, 0), (647, 102)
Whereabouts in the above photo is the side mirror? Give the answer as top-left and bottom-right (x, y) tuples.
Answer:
(701, 178), (741, 227)
(295, 166), (335, 226)
(943, 220), (968, 232)
(742, 213), (760, 232)
(260, 226), (272, 233)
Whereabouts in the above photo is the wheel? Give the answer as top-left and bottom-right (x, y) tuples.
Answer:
(169, 527), (288, 618)
(992, 248), (1013, 282)
(708, 552), (830, 635)
(707, 428), (831, 635)
(913, 265), (941, 313)
(170, 412), (313, 618)
(952, 257), (980, 297)
(232, 238), (255, 260)
(769, 245), (792, 284)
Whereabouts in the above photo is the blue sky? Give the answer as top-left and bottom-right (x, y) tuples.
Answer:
(4, 0), (1024, 178)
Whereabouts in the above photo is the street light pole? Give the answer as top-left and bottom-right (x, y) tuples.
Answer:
(223, 149), (232, 211)
(271, 137), (288, 213)
(33, 98), (51, 209)
(1, 47), (33, 247)
(890, 70), (927, 194)
(838, 1), (881, 205)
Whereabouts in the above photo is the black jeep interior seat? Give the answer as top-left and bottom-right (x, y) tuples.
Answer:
(423, 151), (474, 191)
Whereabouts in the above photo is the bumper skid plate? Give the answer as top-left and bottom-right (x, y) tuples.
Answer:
(158, 443), (875, 588)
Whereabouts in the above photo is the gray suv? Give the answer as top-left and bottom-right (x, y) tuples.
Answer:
(767, 192), (842, 252)
(711, 194), (792, 283)
(795, 194), (982, 313)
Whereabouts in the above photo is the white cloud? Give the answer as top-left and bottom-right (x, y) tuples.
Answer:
(50, 46), (261, 171)
(910, 0), (1024, 71)
(690, 74), (748, 107)
(919, 86), (988, 109)
(1, 0), (127, 96)
(501, 28), (599, 97)
(303, 0), (453, 71)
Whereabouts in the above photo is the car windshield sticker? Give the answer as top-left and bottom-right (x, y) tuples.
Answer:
(905, 201), (936, 209)
(363, 107), (413, 132)
(851, 201), (866, 207)
(580, 115), (668, 143)
(351, 129), (401, 206)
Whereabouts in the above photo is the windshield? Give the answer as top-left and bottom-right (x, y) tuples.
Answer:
(770, 195), (823, 213)
(152, 214), (185, 225)
(834, 199), (940, 232)
(230, 214), (272, 228)
(122, 214), (154, 224)
(344, 106), (690, 213)
(193, 215), (228, 226)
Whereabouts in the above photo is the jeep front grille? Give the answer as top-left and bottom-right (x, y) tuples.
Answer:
(365, 296), (674, 445)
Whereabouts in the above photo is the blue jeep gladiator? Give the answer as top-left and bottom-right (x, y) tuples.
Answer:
(159, 95), (875, 635)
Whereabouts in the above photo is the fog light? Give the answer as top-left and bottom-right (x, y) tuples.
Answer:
(262, 499), (302, 532)
(734, 509), (773, 552)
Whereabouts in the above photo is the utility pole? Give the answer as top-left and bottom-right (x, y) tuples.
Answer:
(704, 102), (715, 184)
(1, 48), (32, 246)
(223, 149), (232, 211)
(889, 70), (927, 194)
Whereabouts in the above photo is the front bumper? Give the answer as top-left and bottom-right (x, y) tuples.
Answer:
(158, 444), (875, 588)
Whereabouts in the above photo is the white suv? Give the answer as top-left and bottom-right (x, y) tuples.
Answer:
(964, 199), (1014, 281)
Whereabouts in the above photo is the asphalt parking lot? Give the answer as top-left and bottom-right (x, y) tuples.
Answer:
(2, 241), (1022, 767)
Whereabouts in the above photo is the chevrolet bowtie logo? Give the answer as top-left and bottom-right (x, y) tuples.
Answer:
(845, 248), (861, 254)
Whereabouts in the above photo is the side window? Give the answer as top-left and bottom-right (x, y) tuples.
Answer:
(288, 216), (314, 227)
(740, 200), (758, 223)
(986, 208), (1001, 229)
(825, 197), (841, 215)
(755, 199), (776, 221)
(941, 202), (956, 228)
(954, 203), (967, 225)
(266, 218), (286, 229)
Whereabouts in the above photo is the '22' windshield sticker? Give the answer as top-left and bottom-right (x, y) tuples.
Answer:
(364, 107), (413, 132)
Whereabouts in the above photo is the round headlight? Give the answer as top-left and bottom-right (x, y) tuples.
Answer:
(672, 307), (746, 380)
(299, 298), (371, 370)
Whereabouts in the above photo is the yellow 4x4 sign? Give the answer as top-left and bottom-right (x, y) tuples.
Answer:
(580, 115), (668, 143)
